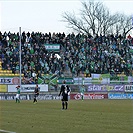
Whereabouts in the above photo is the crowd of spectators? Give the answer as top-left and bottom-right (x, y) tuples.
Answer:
(0, 31), (133, 84)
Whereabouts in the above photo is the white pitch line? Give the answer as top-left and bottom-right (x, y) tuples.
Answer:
(0, 129), (16, 133)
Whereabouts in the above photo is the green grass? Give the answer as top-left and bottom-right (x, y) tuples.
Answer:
(0, 100), (133, 133)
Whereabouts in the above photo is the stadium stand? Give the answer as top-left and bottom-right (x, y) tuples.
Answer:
(0, 31), (133, 84)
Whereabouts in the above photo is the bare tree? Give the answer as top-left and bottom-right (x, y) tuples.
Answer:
(62, 0), (133, 36)
(113, 14), (133, 37)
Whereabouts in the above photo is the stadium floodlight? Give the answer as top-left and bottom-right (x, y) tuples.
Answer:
(19, 27), (22, 88)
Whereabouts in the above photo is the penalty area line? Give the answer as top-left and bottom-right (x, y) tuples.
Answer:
(0, 129), (16, 133)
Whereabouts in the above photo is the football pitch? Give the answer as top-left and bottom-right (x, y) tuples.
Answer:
(0, 100), (133, 133)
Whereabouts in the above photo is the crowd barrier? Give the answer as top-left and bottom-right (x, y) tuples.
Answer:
(0, 92), (133, 100)
(0, 93), (60, 100)
(0, 84), (133, 100)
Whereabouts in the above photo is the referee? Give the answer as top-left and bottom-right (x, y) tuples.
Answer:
(59, 80), (70, 110)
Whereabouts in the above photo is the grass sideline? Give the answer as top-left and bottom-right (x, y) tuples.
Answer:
(0, 100), (133, 133)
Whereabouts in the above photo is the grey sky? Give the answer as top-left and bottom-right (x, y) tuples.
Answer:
(0, 0), (133, 34)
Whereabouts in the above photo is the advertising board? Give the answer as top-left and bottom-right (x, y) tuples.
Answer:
(108, 93), (133, 99)
(125, 85), (133, 92)
(0, 94), (61, 100)
(8, 84), (48, 92)
(0, 77), (19, 85)
(70, 93), (108, 100)
(0, 85), (7, 92)
(88, 84), (125, 92)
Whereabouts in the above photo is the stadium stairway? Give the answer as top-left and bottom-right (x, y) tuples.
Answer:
(0, 61), (22, 77)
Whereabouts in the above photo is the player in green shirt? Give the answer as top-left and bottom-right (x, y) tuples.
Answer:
(80, 85), (85, 101)
(16, 85), (20, 103)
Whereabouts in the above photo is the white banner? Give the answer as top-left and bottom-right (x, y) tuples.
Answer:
(74, 78), (82, 85)
(91, 74), (101, 79)
(8, 84), (48, 92)
(84, 78), (92, 85)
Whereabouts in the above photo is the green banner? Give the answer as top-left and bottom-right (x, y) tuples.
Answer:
(44, 44), (60, 51)
(57, 77), (73, 84)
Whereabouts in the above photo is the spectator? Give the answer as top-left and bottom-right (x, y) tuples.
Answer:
(0, 31), (133, 84)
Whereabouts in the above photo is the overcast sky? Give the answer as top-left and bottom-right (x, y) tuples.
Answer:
(0, 0), (133, 35)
